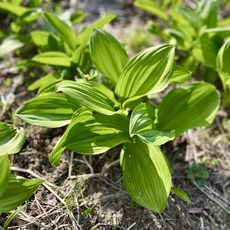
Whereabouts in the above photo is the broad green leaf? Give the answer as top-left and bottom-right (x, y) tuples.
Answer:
(31, 31), (60, 49)
(0, 2), (28, 16)
(56, 80), (117, 115)
(165, 28), (186, 49)
(71, 46), (92, 73)
(3, 204), (27, 229)
(49, 14), (115, 70)
(0, 37), (24, 57)
(49, 109), (130, 165)
(219, 17), (230, 27)
(0, 175), (43, 213)
(77, 14), (116, 47)
(216, 39), (230, 91)
(192, 35), (219, 69)
(129, 103), (156, 135)
(135, 129), (175, 145)
(134, 0), (168, 21)
(129, 103), (174, 145)
(0, 123), (25, 156)
(171, 186), (191, 203)
(203, 27), (230, 39)
(29, 0), (42, 7)
(70, 11), (87, 25)
(166, 14), (196, 50)
(115, 45), (175, 105)
(11, 0), (23, 5)
(157, 82), (220, 136)
(66, 113), (130, 154)
(28, 73), (61, 94)
(32, 51), (71, 67)
(49, 109), (91, 165)
(171, 65), (192, 83)
(19, 9), (41, 23)
(90, 28), (129, 86)
(45, 12), (76, 50)
(178, 7), (201, 29)
(0, 155), (10, 196)
(121, 140), (171, 213)
(16, 92), (79, 128)
(199, 0), (219, 28)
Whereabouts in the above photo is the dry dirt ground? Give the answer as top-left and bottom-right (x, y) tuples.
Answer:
(1, 1), (230, 229)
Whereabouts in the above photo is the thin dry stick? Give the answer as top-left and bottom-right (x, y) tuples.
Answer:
(192, 181), (230, 215)
(68, 172), (100, 180)
(68, 151), (74, 178)
(73, 158), (94, 174)
(215, 116), (225, 134)
(83, 156), (94, 174)
(100, 159), (120, 176)
(92, 223), (128, 230)
(127, 222), (137, 229)
(204, 185), (230, 206)
(18, 211), (48, 229)
(200, 217), (204, 230)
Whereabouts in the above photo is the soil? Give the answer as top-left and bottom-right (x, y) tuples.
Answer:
(1, 1), (230, 229)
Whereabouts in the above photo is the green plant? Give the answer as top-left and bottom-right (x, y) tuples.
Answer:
(0, 0), (43, 57)
(0, 0), (114, 94)
(0, 3), (116, 215)
(135, 0), (230, 104)
(0, 122), (43, 213)
(16, 28), (220, 213)
(187, 163), (209, 187)
(28, 12), (116, 94)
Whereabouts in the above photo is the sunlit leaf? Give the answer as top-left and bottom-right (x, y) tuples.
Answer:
(171, 186), (191, 203)
(70, 11), (87, 25)
(203, 27), (230, 39)
(129, 103), (175, 145)
(71, 46), (92, 73)
(129, 103), (156, 134)
(32, 51), (71, 67)
(171, 65), (191, 83)
(199, 0), (219, 28)
(31, 31), (60, 50)
(192, 34), (218, 69)
(115, 45), (175, 105)
(49, 109), (130, 165)
(45, 12), (76, 50)
(0, 155), (10, 196)
(90, 28), (129, 86)
(177, 7), (201, 30)
(56, 80), (118, 115)
(16, 92), (79, 128)
(28, 73), (61, 95)
(121, 139), (171, 213)
(0, 123), (25, 156)
(0, 176), (43, 213)
(216, 39), (230, 90)
(77, 14), (116, 47)
(0, 2), (28, 16)
(134, 0), (168, 21)
(3, 204), (26, 229)
(0, 38), (24, 57)
(19, 9), (40, 23)
(157, 82), (220, 136)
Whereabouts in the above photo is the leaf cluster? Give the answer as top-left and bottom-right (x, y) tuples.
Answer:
(135, 0), (230, 105)
(0, 0), (223, 217)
